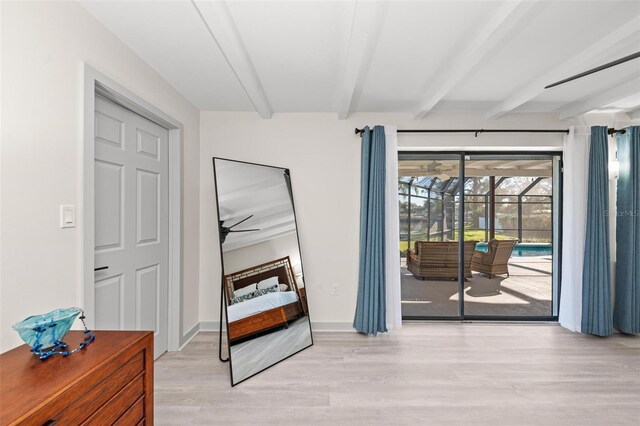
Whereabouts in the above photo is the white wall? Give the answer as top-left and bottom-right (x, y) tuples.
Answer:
(199, 111), (570, 328)
(223, 233), (301, 278)
(0, 1), (200, 351)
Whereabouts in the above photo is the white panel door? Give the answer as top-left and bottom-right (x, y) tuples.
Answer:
(94, 95), (169, 359)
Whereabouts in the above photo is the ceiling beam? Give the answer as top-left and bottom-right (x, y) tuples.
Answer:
(246, 212), (296, 231)
(558, 73), (640, 120)
(486, 16), (640, 120)
(466, 168), (553, 178)
(223, 224), (297, 252)
(413, 1), (538, 119)
(218, 180), (287, 203)
(620, 101), (640, 115)
(628, 108), (640, 121)
(520, 160), (553, 169)
(220, 199), (291, 222)
(337, 1), (389, 120)
(192, 0), (272, 118)
(499, 159), (550, 169)
(463, 160), (505, 168)
(492, 160), (522, 168)
(398, 168), (552, 178)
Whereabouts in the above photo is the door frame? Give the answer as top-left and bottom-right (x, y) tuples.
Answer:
(82, 64), (183, 351)
(398, 150), (563, 322)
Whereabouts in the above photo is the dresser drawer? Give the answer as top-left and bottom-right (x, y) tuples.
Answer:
(113, 396), (145, 426)
(81, 373), (145, 426)
(32, 350), (144, 425)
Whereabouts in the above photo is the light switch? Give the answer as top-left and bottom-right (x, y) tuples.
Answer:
(60, 205), (75, 228)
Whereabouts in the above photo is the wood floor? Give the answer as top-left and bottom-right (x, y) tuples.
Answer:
(155, 324), (640, 425)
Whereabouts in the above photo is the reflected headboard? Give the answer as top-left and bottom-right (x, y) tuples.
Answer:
(223, 256), (299, 301)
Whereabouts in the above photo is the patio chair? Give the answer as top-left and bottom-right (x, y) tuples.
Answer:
(471, 239), (519, 278)
(407, 240), (478, 280)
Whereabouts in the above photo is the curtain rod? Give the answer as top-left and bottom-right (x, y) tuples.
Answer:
(354, 128), (627, 137)
(608, 128), (626, 136)
(354, 128), (570, 137)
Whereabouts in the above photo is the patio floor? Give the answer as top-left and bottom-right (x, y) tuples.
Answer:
(401, 256), (553, 317)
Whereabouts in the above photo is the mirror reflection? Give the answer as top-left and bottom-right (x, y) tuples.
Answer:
(213, 158), (312, 385)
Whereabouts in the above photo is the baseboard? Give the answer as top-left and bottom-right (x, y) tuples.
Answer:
(310, 322), (355, 332)
(199, 321), (221, 332)
(179, 323), (200, 350)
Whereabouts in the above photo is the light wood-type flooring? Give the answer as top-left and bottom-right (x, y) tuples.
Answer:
(155, 323), (640, 425)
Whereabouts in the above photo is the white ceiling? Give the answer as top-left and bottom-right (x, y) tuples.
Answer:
(81, 0), (640, 120)
(214, 159), (296, 252)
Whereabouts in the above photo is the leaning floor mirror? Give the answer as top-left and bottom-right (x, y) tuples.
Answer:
(212, 158), (313, 386)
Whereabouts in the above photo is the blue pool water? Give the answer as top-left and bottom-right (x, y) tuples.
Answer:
(475, 242), (552, 257)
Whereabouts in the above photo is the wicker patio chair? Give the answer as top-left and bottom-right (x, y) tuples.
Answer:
(407, 240), (478, 280)
(471, 239), (519, 278)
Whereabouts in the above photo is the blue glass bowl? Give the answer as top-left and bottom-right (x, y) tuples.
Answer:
(12, 308), (81, 350)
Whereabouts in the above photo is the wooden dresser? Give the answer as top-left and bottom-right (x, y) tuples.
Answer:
(0, 331), (153, 426)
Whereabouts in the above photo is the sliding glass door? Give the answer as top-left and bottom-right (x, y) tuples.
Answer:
(461, 154), (560, 319)
(399, 154), (461, 318)
(399, 152), (562, 320)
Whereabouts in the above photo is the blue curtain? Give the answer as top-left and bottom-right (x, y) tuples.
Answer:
(353, 126), (387, 335)
(614, 126), (640, 334)
(582, 126), (613, 336)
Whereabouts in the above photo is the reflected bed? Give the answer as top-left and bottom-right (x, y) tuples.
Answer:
(224, 256), (305, 344)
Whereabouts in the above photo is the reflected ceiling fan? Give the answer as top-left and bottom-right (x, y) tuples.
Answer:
(545, 51), (640, 89)
(219, 215), (260, 244)
(425, 161), (453, 181)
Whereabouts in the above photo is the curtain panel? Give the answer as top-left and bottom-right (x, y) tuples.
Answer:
(614, 126), (640, 334)
(354, 126), (388, 335)
(384, 125), (402, 331)
(581, 126), (613, 336)
(559, 127), (589, 332)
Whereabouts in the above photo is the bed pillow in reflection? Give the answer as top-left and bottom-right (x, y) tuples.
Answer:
(257, 276), (279, 290)
(233, 284), (257, 298)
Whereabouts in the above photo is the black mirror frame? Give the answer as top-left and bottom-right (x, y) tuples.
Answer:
(212, 157), (314, 386)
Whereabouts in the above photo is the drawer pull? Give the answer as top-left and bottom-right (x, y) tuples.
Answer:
(43, 420), (56, 426)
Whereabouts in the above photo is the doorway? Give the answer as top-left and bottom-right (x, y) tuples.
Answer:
(83, 65), (184, 357)
(399, 152), (562, 320)
(93, 95), (169, 357)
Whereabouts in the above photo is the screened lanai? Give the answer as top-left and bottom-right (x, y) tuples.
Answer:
(399, 173), (553, 254)
(398, 155), (560, 319)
